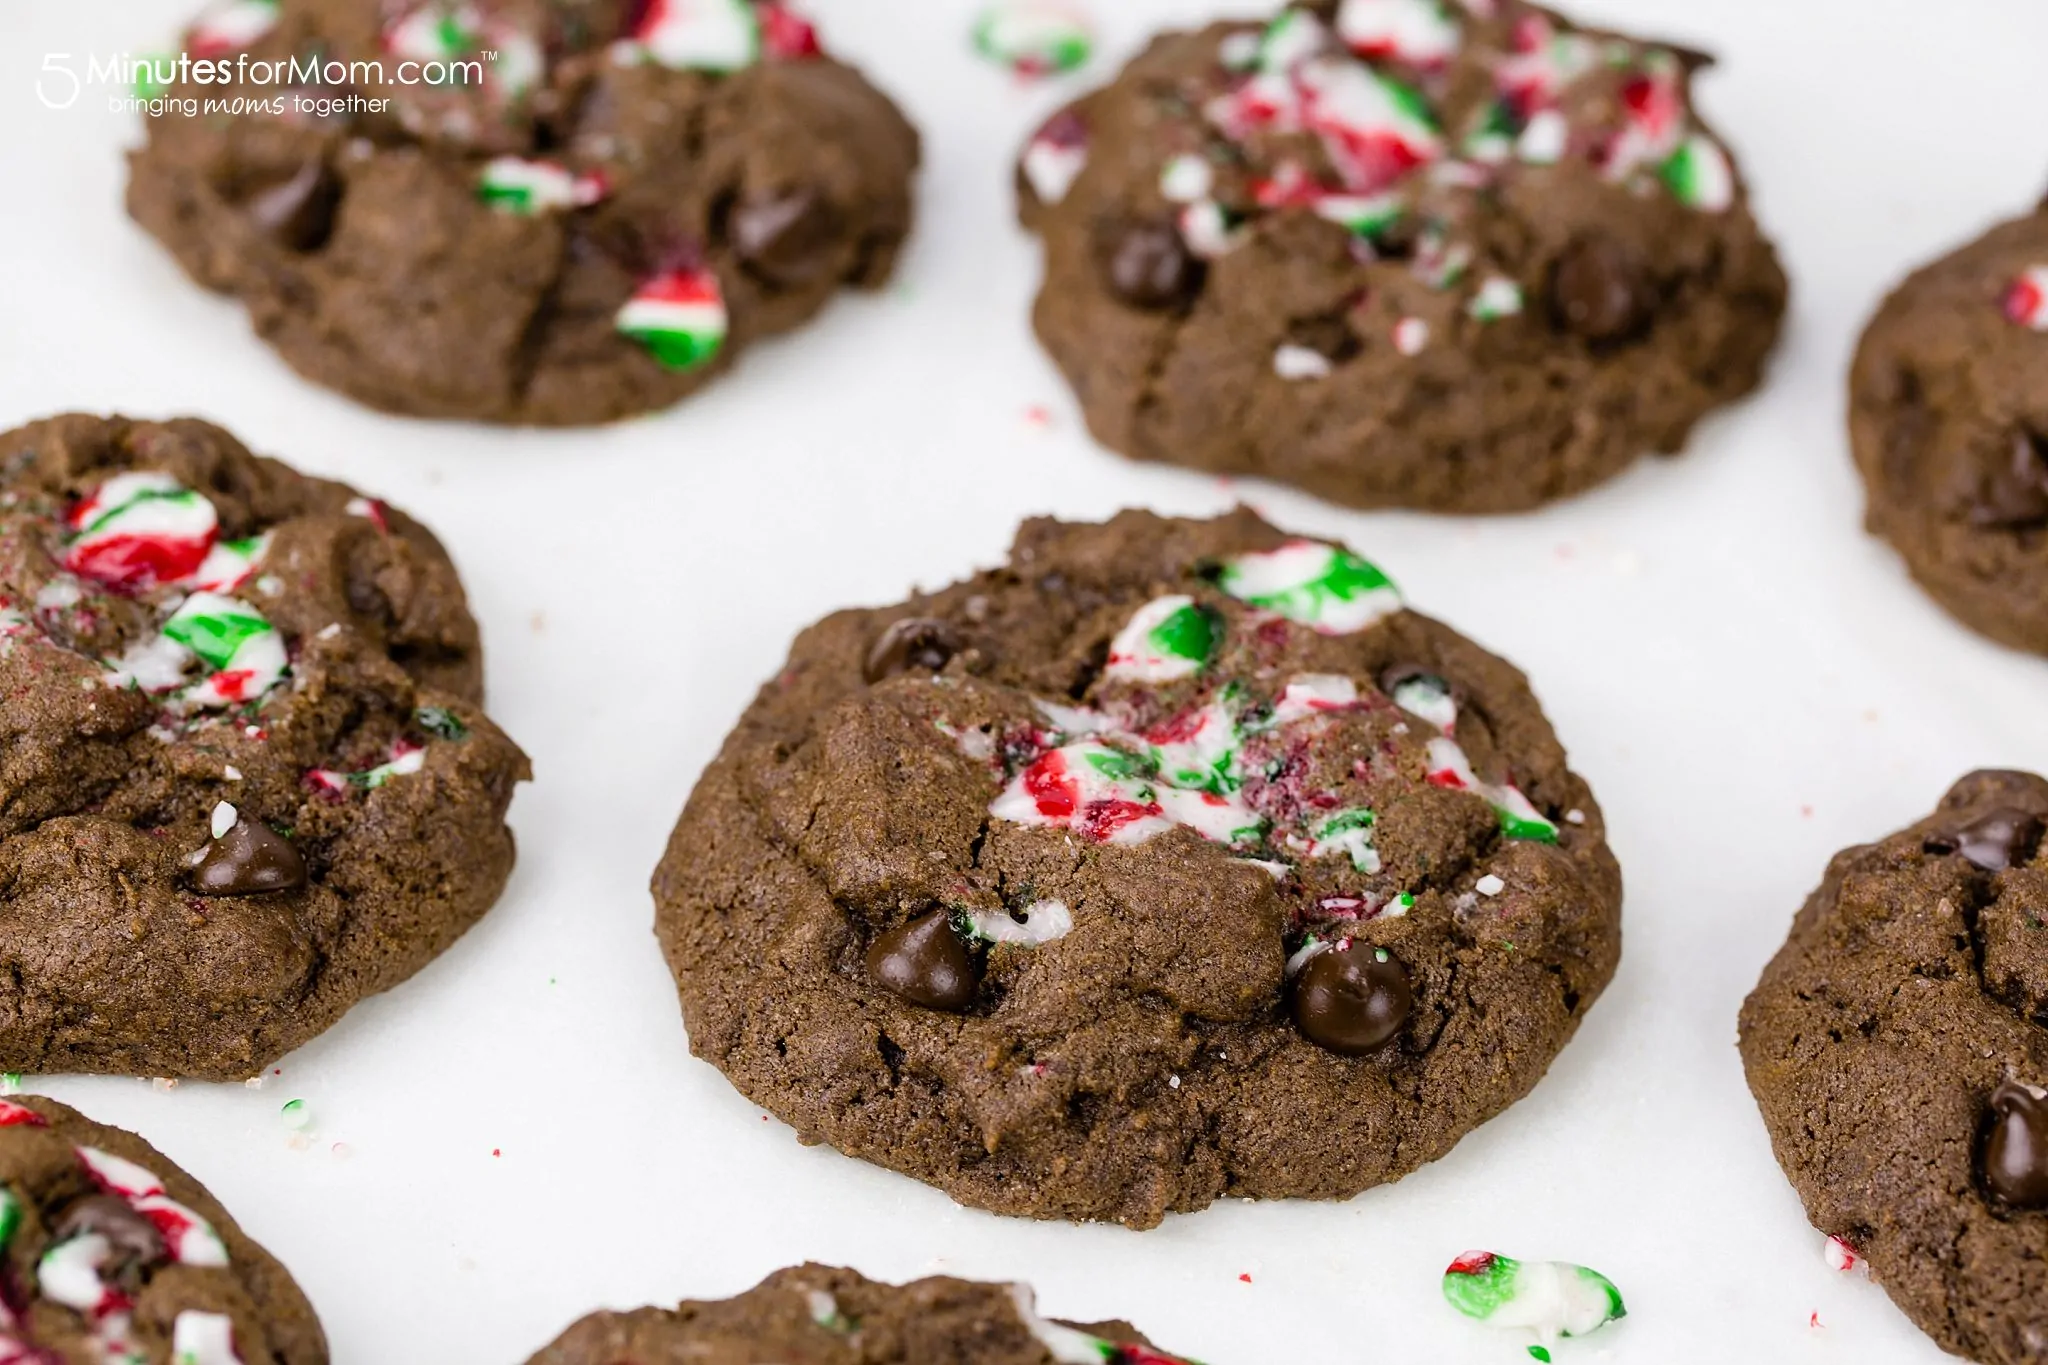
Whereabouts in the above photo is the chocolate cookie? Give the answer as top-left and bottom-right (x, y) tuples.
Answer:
(1017, 0), (1787, 513)
(0, 1093), (326, 1364)
(1739, 770), (2048, 1364)
(524, 1263), (1194, 1364)
(1849, 201), (2048, 656)
(126, 0), (918, 425)
(653, 508), (1621, 1227)
(0, 414), (528, 1080)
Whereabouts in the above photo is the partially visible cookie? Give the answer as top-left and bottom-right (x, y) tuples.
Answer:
(654, 507), (1621, 1227)
(127, 0), (918, 425)
(1739, 770), (2048, 1364)
(0, 414), (529, 1080)
(1017, 0), (1787, 513)
(0, 1093), (327, 1364)
(1850, 201), (2048, 655)
(523, 1263), (1193, 1364)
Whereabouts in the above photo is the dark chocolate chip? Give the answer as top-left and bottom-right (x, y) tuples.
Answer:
(1548, 235), (1655, 345)
(1969, 432), (2048, 530)
(247, 162), (340, 252)
(730, 187), (838, 286)
(864, 617), (964, 684)
(1984, 1081), (2048, 1209)
(1094, 217), (1202, 310)
(1291, 942), (1412, 1055)
(54, 1195), (168, 1280)
(1953, 807), (2045, 871)
(867, 911), (979, 1011)
(185, 816), (307, 896)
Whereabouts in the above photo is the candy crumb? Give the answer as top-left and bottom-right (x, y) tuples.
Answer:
(1475, 874), (1505, 896)
(223, 765), (242, 780)
(1564, 808), (1586, 825)
(1823, 1235), (1863, 1274)
(1237, 1273), (1252, 1284)
(280, 1099), (312, 1131)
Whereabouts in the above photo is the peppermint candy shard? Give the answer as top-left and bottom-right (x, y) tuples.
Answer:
(623, 0), (763, 71)
(187, 0), (280, 58)
(1023, 113), (1089, 205)
(0, 1100), (47, 1129)
(307, 740), (428, 798)
(1335, 0), (1462, 67)
(1105, 595), (1215, 683)
(973, 3), (1094, 77)
(1442, 1250), (1625, 1346)
(2003, 266), (2048, 330)
(617, 267), (729, 371)
(1658, 133), (1734, 211)
(477, 157), (607, 214)
(171, 1311), (243, 1365)
(65, 471), (218, 594)
(1215, 540), (1402, 634)
(415, 706), (469, 741)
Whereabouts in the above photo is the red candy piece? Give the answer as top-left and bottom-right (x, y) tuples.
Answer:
(63, 533), (214, 595)
(0, 1099), (47, 1128)
(760, 3), (819, 58)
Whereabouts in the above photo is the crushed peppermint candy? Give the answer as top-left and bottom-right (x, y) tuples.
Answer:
(973, 2), (1094, 77)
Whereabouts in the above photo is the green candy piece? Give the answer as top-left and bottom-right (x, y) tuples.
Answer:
(1148, 603), (1215, 668)
(415, 706), (469, 741)
(164, 606), (273, 671)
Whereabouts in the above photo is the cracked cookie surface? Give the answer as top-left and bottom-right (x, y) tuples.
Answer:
(0, 414), (528, 1080)
(652, 508), (1621, 1227)
(0, 1093), (326, 1365)
(126, 0), (918, 425)
(1739, 770), (2048, 1365)
(1850, 202), (2048, 656)
(524, 1263), (1193, 1364)
(1018, 0), (1786, 513)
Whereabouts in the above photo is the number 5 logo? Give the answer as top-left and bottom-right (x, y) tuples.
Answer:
(38, 54), (80, 110)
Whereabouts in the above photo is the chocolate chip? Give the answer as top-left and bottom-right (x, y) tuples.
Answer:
(1548, 235), (1655, 344)
(246, 161), (340, 252)
(1969, 432), (2048, 529)
(866, 911), (979, 1011)
(185, 817), (307, 896)
(1984, 1081), (2048, 1209)
(1094, 217), (1202, 310)
(1291, 942), (1412, 1055)
(54, 1195), (167, 1281)
(1952, 807), (2045, 871)
(864, 617), (964, 684)
(730, 187), (838, 286)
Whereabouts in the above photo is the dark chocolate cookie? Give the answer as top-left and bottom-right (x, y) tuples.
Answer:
(1850, 202), (2048, 656)
(1017, 0), (1787, 513)
(0, 414), (529, 1080)
(0, 1093), (326, 1364)
(126, 0), (918, 425)
(653, 508), (1620, 1227)
(523, 1263), (1194, 1364)
(1739, 770), (2048, 1364)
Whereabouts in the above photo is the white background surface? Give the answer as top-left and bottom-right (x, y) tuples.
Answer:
(2, 1), (2047, 1360)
